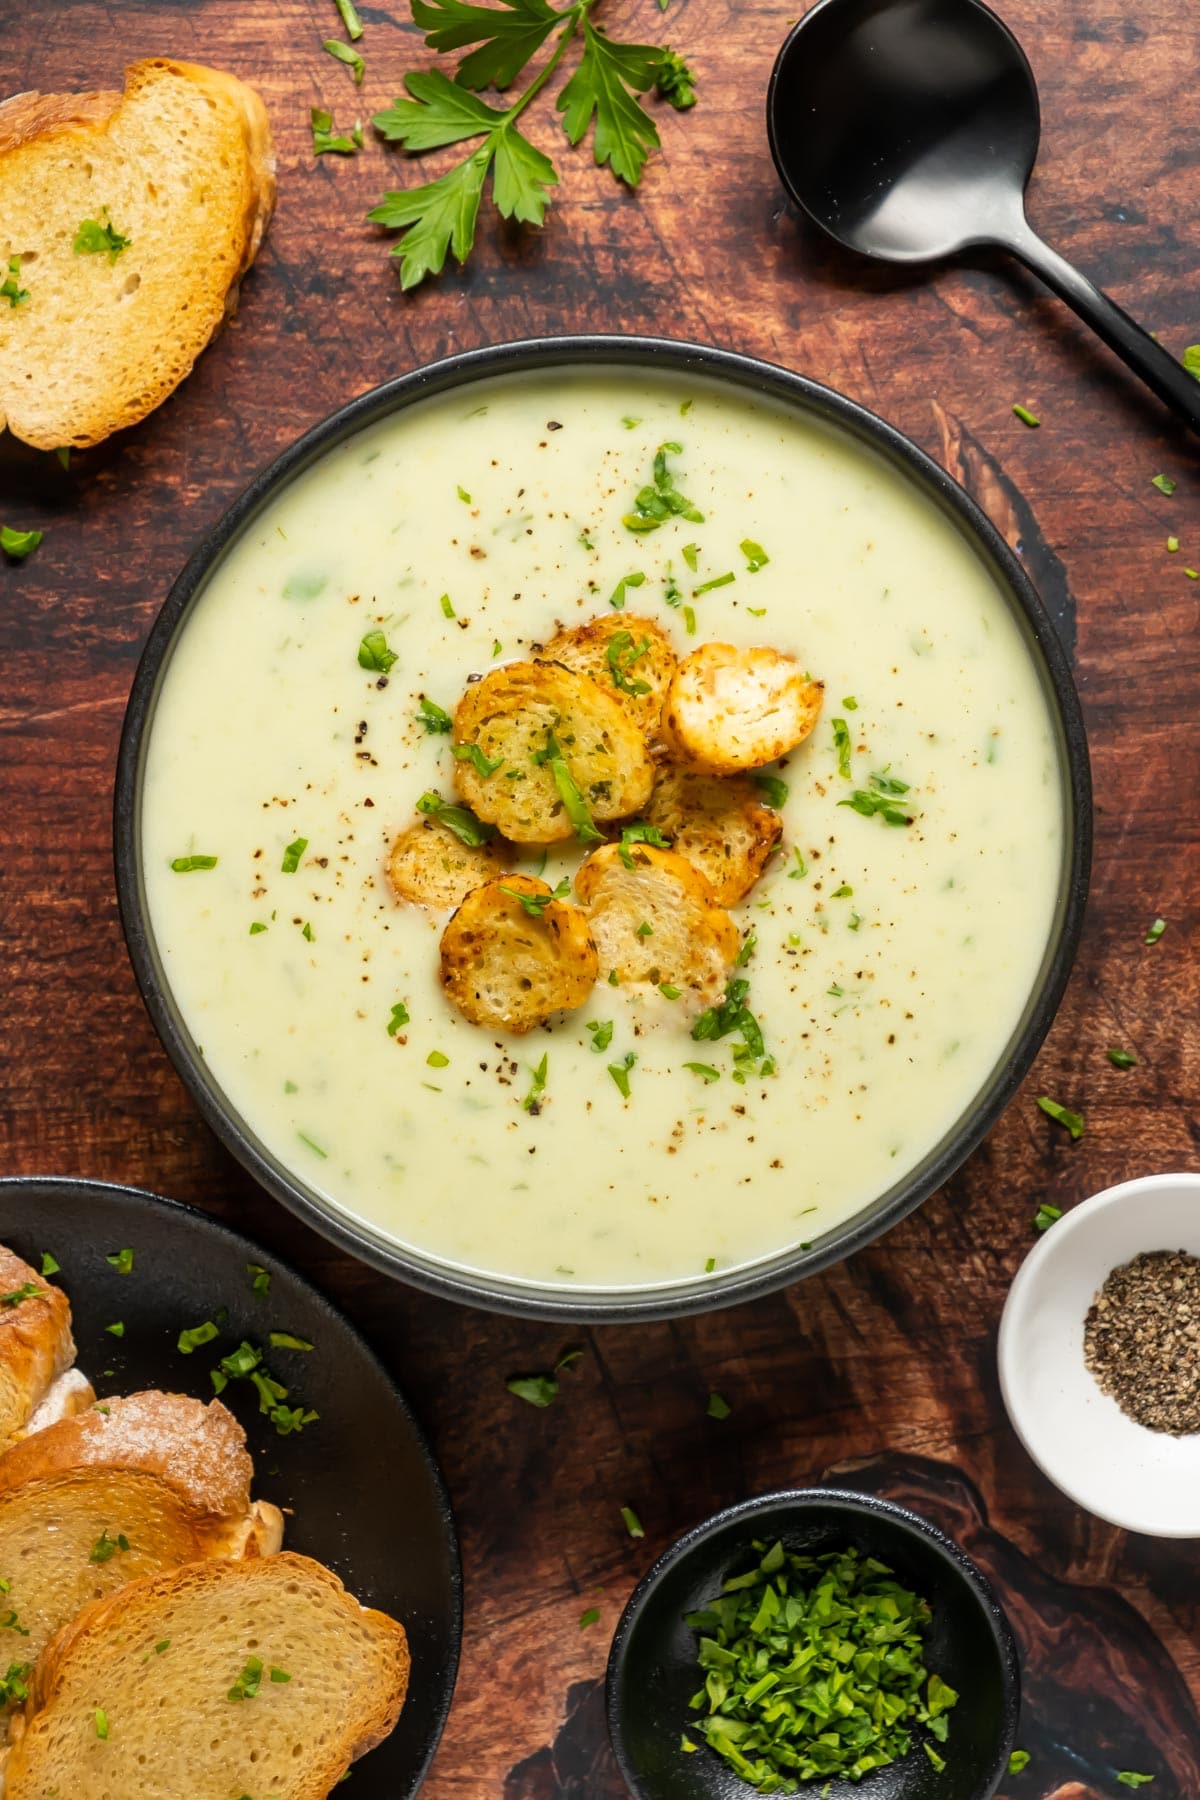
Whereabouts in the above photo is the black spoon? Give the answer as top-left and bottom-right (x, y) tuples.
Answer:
(767, 0), (1200, 434)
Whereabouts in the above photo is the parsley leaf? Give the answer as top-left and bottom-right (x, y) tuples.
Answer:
(558, 20), (662, 186)
(416, 790), (497, 846)
(1, 258), (29, 307)
(358, 630), (398, 672)
(312, 107), (363, 155)
(1, 527), (42, 560)
(73, 214), (131, 260)
(411, 0), (561, 90)
(1037, 1096), (1084, 1141)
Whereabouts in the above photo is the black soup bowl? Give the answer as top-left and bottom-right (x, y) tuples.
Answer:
(606, 1489), (1021, 1800)
(114, 335), (1091, 1322)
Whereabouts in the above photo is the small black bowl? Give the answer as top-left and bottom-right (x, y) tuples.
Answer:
(606, 1489), (1019, 1800)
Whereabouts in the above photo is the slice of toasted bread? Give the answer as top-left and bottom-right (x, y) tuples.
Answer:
(0, 58), (275, 449)
(5, 1552), (410, 1799)
(452, 661), (655, 844)
(440, 875), (598, 1032)
(0, 1391), (282, 1683)
(574, 843), (739, 1002)
(642, 765), (783, 905)
(660, 644), (824, 773)
(0, 1249), (89, 1455)
(387, 815), (514, 909)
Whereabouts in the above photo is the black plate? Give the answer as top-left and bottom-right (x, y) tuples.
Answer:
(114, 334), (1092, 1322)
(607, 1489), (1020, 1800)
(0, 1175), (461, 1797)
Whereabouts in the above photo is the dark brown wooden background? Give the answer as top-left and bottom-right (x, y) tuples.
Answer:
(2, 1), (1199, 1794)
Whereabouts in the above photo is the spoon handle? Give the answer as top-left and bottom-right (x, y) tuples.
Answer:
(1005, 221), (1200, 435)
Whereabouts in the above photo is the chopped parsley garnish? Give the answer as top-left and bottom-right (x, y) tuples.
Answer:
(170, 854), (218, 872)
(387, 1000), (411, 1036)
(609, 570), (646, 610)
(90, 1530), (130, 1564)
(692, 978), (773, 1083)
(608, 1052), (637, 1098)
(1184, 345), (1200, 379)
(426, 1050), (449, 1069)
(740, 539), (769, 572)
(1116, 1776), (1155, 1790)
(839, 770), (915, 827)
(0, 1284), (40, 1309)
(1033, 1203), (1063, 1233)
(507, 1373), (558, 1407)
(177, 1321), (219, 1355)
(452, 741), (504, 778)
(693, 572), (734, 595)
(416, 791), (497, 846)
(1, 526), (42, 559)
(605, 629), (652, 696)
(1037, 1095), (1084, 1140)
(94, 1706), (109, 1739)
(547, 752), (603, 844)
(659, 983), (682, 1000)
(704, 1256), (716, 1272)
(1008, 1750), (1031, 1775)
(73, 213), (130, 259)
(439, 593), (456, 618)
(1151, 474), (1176, 496)
(298, 1132), (327, 1157)
(831, 883), (853, 898)
(268, 1332), (313, 1352)
(270, 1666), (292, 1682)
(247, 1264), (271, 1298)
(415, 695), (452, 733)
(0, 1665), (30, 1707)
(586, 1020), (614, 1053)
(228, 1655), (264, 1701)
(39, 1253), (60, 1278)
(249, 921), (268, 935)
(500, 878), (571, 917)
(301, 921), (314, 943)
(832, 717), (852, 779)
(684, 1062), (720, 1083)
(706, 1392), (731, 1420)
(1012, 403), (1040, 427)
(357, 629), (397, 672)
(1167, 536), (1180, 553)
(842, 695), (859, 710)
(1144, 916), (1166, 944)
(522, 1053), (549, 1113)
(635, 920), (654, 938)
(623, 441), (704, 533)
(579, 1606), (600, 1628)
(682, 604), (697, 634)
(280, 836), (308, 873)
(685, 1541), (954, 1789)
(106, 1249), (134, 1275)
(105, 1321), (124, 1337)
(681, 542), (699, 572)
(334, 0), (363, 39)
(618, 821), (671, 867)
(323, 37), (365, 83)
(734, 932), (756, 967)
(621, 1504), (644, 1539)
(754, 774), (788, 808)
(1, 258), (29, 307)
(1107, 1048), (1138, 1069)
(311, 107), (363, 155)
(788, 848), (807, 879)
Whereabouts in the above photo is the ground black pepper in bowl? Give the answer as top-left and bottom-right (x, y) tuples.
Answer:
(1083, 1249), (1200, 1435)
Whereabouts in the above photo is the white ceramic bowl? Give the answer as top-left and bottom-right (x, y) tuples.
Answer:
(998, 1172), (1200, 1537)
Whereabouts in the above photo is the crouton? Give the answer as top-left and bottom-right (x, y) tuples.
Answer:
(452, 661), (654, 844)
(660, 643), (824, 773)
(387, 818), (512, 910)
(541, 613), (678, 733)
(439, 876), (598, 1033)
(642, 766), (783, 905)
(574, 843), (739, 1002)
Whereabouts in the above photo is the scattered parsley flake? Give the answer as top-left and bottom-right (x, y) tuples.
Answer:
(0, 526), (42, 559)
(1033, 1202), (1064, 1232)
(335, 0), (363, 37)
(586, 1020), (614, 1053)
(178, 1321), (219, 1354)
(39, 1253), (59, 1278)
(740, 539), (769, 571)
(104, 1321), (125, 1338)
(754, 774), (788, 808)
(94, 1707), (109, 1739)
(684, 1062), (720, 1083)
(1144, 916), (1166, 944)
(579, 1606), (600, 1628)
(608, 1052), (637, 1098)
(1012, 403), (1040, 427)
(416, 791), (496, 846)
(706, 1392), (731, 1420)
(1, 258), (29, 307)
(311, 107), (362, 155)
(609, 570), (646, 610)
(106, 1249), (134, 1275)
(73, 214), (130, 259)
(1151, 474), (1176, 495)
(357, 629), (397, 672)
(1009, 1750), (1031, 1775)
(1107, 1048), (1138, 1069)
(507, 1373), (558, 1408)
(621, 1504), (644, 1539)
(693, 571), (734, 595)
(170, 854), (217, 872)
(324, 38), (365, 84)
(280, 837), (308, 873)
(1037, 1096), (1083, 1140)
(387, 1000), (411, 1036)
(522, 1053), (549, 1113)
(623, 441), (704, 533)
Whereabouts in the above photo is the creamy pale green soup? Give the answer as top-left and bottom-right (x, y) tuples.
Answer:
(141, 370), (1064, 1293)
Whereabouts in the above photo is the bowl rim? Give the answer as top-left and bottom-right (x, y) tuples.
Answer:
(605, 1485), (1021, 1799)
(113, 331), (1092, 1322)
(997, 1170), (1200, 1537)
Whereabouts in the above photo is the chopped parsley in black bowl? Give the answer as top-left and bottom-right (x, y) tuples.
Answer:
(606, 1489), (1019, 1800)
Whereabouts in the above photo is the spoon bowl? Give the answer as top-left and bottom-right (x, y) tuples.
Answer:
(767, 0), (1200, 433)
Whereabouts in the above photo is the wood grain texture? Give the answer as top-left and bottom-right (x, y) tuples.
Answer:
(2, 0), (1199, 1794)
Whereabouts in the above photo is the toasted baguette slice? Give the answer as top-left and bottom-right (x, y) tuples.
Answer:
(0, 58), (275, 449)
(387, 816), (513, 909)
(5, 1552), (410, 1800)
(660, 644), (824, 773)
(440, 875), (598, 1032)
(0, 1392), (283, 1681)
(452, 662), (654, 844)
(0, 1249), (90, 1455)
(541, 613), (678, 734)
(575, 843), (739, 1002)
(642, 766), (783, 905)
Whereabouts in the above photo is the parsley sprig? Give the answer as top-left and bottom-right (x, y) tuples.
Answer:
(368, 0), (696, 288)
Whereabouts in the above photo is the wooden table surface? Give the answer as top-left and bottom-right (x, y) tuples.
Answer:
(3, 0), (1199, 1794)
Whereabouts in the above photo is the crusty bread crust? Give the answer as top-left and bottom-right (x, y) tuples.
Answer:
(0, 58), (275, 448)
(7, 1553), (410, 1799)
(0, 1247), (77, 1454)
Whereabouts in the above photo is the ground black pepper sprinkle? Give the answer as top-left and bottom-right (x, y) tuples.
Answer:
(1083, 1249), (1200, 1435)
